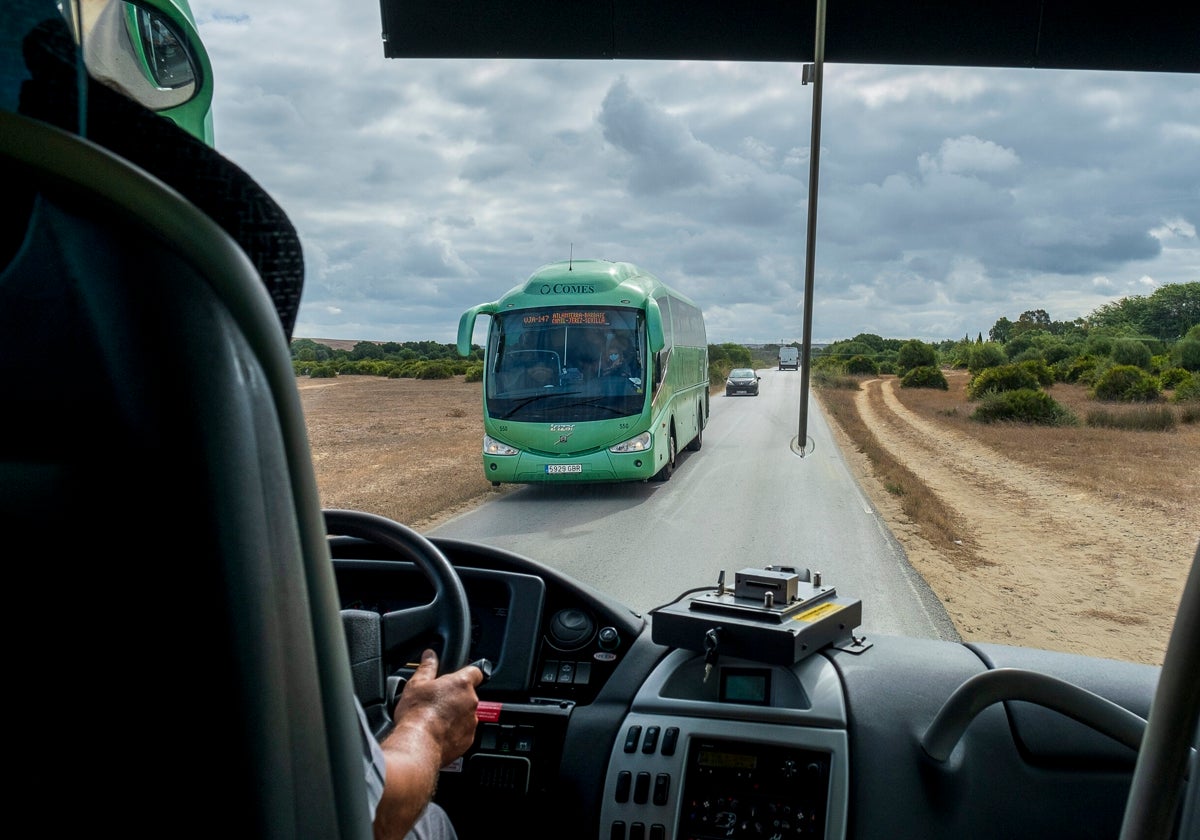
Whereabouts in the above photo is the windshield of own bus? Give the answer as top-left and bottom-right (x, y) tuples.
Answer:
(486, 307), (647, 422)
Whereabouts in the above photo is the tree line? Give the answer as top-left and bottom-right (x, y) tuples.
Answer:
(811, 282), (1199, 425)
(291, 336), (773, 384)
(291, 282), (1199, 411)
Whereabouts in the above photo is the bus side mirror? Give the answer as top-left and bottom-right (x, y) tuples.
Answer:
(457, 303), (498, 356)
(645, 298), (666, 353)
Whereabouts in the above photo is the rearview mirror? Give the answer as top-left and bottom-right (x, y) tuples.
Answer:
(59, 0), (213, 141)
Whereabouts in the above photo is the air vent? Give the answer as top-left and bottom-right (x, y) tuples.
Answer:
(548, 607), (595, 649)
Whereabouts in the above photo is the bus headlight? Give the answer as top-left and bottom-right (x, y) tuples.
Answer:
(483, 435), (519, 456)
(609, 432), (652, 454)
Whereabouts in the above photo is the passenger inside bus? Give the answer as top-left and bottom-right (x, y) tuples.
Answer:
(601, 337), (637, 380)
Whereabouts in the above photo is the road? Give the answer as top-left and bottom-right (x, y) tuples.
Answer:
(430, 367), (959, 641)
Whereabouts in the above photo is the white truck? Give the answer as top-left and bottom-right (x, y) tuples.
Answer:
(778, 345), (799, 370)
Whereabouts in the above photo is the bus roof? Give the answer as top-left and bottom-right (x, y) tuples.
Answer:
(504, 259), (698, 308)
(457, 259), (699, 355)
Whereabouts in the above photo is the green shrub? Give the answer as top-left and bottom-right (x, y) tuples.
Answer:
(1086, 406), (1177, 432)
(1173, 338), (1200, 372)
(1009, 346), (1046, 365)
(1091, 365), (1161, 402)
(1083, 334), (1115, 358)
(1018, 358), (1055, 386)
(1042, 342), (1078, 365)
(1061, 355), (1099, 384)
(1171, 377), (1200, 404)
(964, 340), (1003, 374)
(900, 366), (948, 389)
(416, 361), (455, 380)
(895, 339), (937, 375)
(1003, 333), (1037, 360)
(464, 363), (484, 383)
(967, 363), (1040, 399)
(846, 355), (879, 375)
(337, 361), (371, 375)
(1159, 367), (1193, 390)
(308, 363), (338, 379)
(1111, 338), (1153, 369)
(972, 389), (1078, 425)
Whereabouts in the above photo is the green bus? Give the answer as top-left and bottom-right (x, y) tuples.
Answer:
(457, 259), (709, 484)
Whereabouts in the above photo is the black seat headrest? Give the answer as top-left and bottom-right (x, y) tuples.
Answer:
(14, 15), (304, 339)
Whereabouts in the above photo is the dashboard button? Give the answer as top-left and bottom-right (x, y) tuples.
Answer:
(661, 727), (679, 756)
(615, 771), (631, 803)
(623, 726), (642, 753)
(641, 726), (660, 753)
(598, 626), (620, 649)
(653, 774), (670, 805)
(515, 725), (535, 753)
(634, 771), (651, 804)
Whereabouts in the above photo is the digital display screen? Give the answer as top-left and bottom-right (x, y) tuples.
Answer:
(719, 667), (771, 705)
(550, 310), (610, 325)
(697, 748), (758, 770)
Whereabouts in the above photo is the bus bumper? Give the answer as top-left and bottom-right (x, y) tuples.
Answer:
(483, 448), (660, 484)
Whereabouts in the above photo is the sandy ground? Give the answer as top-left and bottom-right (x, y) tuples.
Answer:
(820, 376), (1198, 666)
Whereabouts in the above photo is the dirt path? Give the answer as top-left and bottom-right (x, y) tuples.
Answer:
(844, 377), (1194, 664)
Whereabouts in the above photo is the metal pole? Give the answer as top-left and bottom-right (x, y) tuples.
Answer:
(795, 0), (826, 457)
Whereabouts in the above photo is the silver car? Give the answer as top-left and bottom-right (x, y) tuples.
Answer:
(725, 368), (760, 396)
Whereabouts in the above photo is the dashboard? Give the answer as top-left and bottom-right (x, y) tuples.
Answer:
(329, 535), (1163, 840)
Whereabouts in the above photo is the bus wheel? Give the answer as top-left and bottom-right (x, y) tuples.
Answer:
(686, 409), (703, 451)
(654, 431), (677, 481)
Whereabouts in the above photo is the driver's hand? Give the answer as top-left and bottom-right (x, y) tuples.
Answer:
(391, 649), (483, 767)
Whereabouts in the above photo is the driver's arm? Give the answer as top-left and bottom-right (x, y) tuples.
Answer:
(372, 649), (484, 839)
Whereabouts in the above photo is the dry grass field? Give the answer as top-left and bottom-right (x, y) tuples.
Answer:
(300, 368), (1200, 666)
(298, 375), (499, 529)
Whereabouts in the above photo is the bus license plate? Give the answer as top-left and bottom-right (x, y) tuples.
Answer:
(546, 464), (582, 474)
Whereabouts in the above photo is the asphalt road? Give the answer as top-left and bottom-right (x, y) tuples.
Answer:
(430, 367), (959, 641)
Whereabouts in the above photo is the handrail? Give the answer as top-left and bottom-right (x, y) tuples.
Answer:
(921, 667), (1148, 763)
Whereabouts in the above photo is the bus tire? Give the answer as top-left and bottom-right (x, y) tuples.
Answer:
(686, 408), (703, 451)
(654, 431), (677, 481)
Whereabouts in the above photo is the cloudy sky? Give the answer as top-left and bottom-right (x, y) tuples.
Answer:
(193, 3), (1198, 346)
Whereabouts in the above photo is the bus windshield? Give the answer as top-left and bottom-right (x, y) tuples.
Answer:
(486, 306), (647, 422)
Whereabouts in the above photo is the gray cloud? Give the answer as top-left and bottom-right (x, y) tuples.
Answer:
(196, 2), (1199, 345)
(599, 77), (713, 195)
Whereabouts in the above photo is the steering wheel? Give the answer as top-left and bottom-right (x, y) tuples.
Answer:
(323, 509), (472, 675)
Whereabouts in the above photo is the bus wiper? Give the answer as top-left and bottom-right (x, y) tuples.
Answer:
(572, 399), (629, 416)
(495, 391), (580, 419)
